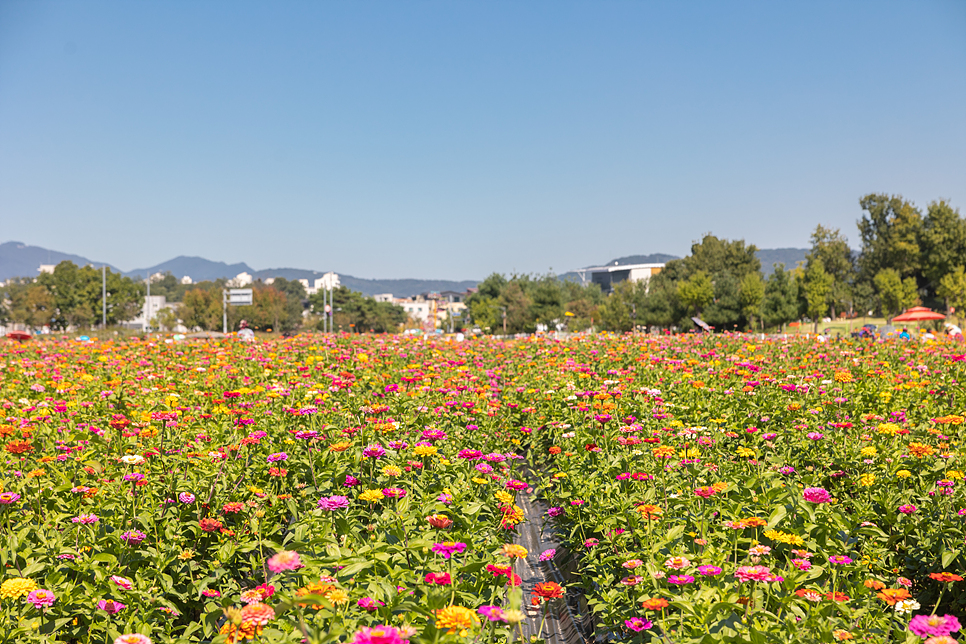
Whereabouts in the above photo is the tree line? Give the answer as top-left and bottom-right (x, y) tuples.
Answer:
(465, 193), (966, 334)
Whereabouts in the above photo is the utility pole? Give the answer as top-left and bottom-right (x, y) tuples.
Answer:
(102, 265), (107, 328)
(501, 306), (507, 335)
(145, 274), (150, 333)
(223, 289), (228, 334)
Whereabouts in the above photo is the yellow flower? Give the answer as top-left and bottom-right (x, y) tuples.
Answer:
(859, 473), (876, 487)
(178, 549), (195, 560)
(896, 470), (912, 479)
(908, 442), (936, 458)
(381, 465), (402, 477)
(501, 544), (527, 558)
(413, 445), (438, 457)
(326, 588), (348, 604)
(434, 605), (478, 635)
(762, 529), (804, 546)
(328, 441), (352, 453)
(834, 371), (853, 383)
(860, 446), (877, 457)
(359, 489), (385, 503)
(946, 470), (964, 480)
(494, 491), (514, 504)
(0, 577), (36, 600)
(736, 447), (756, 458)
(472, 477), (489, 485)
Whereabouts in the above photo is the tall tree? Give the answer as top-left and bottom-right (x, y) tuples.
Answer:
(761, 265), (799, 331)
(739, 272), (765, 331)
(874, 268), (919, 320)
(677, 271), (714, 317)
(857, 194), (923, 281)
(806, 225), (855, 318)
(919, 200), (966, 296)
(804, 259), (834, 332)
(937, 266), (966, 326)
(682, 234), (761, 279)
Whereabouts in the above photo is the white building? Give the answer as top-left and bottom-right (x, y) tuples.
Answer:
(584, 263), (665, 293)
(227, 272), (253, 287)
(38, 264), (57, 274)
(180, 275), (193, 285)
(397, 299), (433, 324)
(306, 272), (340, 295)
(373, 293), (394, 303)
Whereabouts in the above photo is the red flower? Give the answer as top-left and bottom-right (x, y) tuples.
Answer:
(199, 518), (223, 533)
(533, 581), (564, 600)
(929, 572), (964, 583)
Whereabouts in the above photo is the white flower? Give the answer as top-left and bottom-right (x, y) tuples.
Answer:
(894, 599), (920, 614)
(119, 455), (145, 465)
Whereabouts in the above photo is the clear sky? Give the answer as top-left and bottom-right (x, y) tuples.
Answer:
(1, 1), (964, 280)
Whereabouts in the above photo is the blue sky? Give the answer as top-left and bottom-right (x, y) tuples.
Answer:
(1, 1), (964, 279)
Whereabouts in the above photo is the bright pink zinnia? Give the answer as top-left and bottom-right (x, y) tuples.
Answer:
(350, 625), (408, 644)
(802, 487), (831, 503)
(734, 566), (772, 582)
(26, 589), (56, 609)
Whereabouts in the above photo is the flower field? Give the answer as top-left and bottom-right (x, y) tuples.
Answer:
(1, 333), (965, 644)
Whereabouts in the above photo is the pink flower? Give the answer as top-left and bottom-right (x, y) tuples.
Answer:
(114, 635), (153, 644)
(431, 542), (467, 559)
(539, 549), (556, 562)
(908, 614), (961, 638)
(697, 565), (722, 576)
(897, 577), (912, 587)
(120, 530), (146, 545)
(267, 550), (303, 573)
(356, 597), (384, 612)
(734, 566), (772, 582)
(828, 555), (853, 565)
(110, 576), (133, 590)
(350, 625), (408, 644)
(802, 487), (831, 503)
(423, 572), (451, 585)
(318, 495), (350, 511)
(478, 605), (507, 622)
(791, 558), (812, 571)
(98, 600), (127, 615)
(361, 444), (385, 459)
(178, 492), (195, 504)
(26, 589), (56, 609)
(625, 617), (653, 632)
(899, 504), (917, 514)
(72, 514), (99, 524)
(667, 575), (695, 585)
(664, 556), (691, 570)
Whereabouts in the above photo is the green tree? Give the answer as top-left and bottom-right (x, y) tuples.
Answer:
(804, 259), (834, 332)
(806, 225), (855, 318)
(597, 281), (635, 332)
(499, 281), (533, 334)
(919, 200), (966, 296)
(1, 279), (56, 329)
(36, 261), (142, 329)
(677, 271), (714, 317)
(937, 266), (966, 326)
(181, 288), (222, 331)
(679, 234), (761, 280)
(874, 268), (919, 320)
(857, 194), (923, 281)
(739, 272), (765, 331)
(761, 265), (799, 331)
(530, 274), (564, 329)
(704, 272), (743, 331)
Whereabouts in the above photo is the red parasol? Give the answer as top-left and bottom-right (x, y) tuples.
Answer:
(5, 331), (32, 341)
(891, 306), (946, 322)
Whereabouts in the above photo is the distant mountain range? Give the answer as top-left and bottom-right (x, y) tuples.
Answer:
(1, 241), (812, 297)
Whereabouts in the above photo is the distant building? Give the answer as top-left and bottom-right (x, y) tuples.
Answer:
(373, 293), (394, 303)
(180, 275), (193, 285)
(264, 277), (276, 285)
(587, 263), (664, 293)
(306, 272), (340, 295)
(150, 271), (166, 283)
(38, 264), (57, 274)
(227, 272), (253, 287)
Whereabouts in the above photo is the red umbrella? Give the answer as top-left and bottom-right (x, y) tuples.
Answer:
(5, 331), (31, 341)
(891, 306), (946, 322)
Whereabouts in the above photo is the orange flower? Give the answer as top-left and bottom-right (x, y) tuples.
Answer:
(426, 514), (453, 529)
(876, 588), (911, 605)
(929, 572), (964, 583)
(548, 446), (561, 455)
(641, 597), (669, 611)
(743, 517), (767, 528)
(863, 579), (885, 590)
(908, 442), (936, 458)
(532, 582), (564, 600)
(5, 440), (33, 455)
(636, 504), (662, 520)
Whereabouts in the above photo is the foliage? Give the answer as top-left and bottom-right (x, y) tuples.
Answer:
(874, 268), (920, 320)
(857, 194), (923, 281)
(761, 265), (799, 331)
(309, 286), (406, 333)
(937, 266), (966, 326)
(676, 271), (714, 317)
(34, 261), (143, 329)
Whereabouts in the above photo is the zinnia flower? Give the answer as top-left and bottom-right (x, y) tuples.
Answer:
(26, 589), (56, 609)
(115, 635), (152, 644)
(434, 605), (478, 635)
(908, 614), (961, 638)
(734, 566), (772, 582)
(802, 487), (831, 503)
(350, 625), (409, 644)
(625, 617), (653, 632)
(318, 496), (350, 511)
(267, 550), (303, 573)
(98, 600), (126, 615)
(431, 542), (467, 559)
(0, 577), (37, 600)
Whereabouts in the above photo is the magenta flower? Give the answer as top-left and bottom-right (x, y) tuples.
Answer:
(382, 487), (407, 499)
(356, 597), (384, 612)
(828, 555), (853, 565)
(110, 575), (133, 590)
(697, 565), (723, 576)
(624, 617), (653, 632)
(0, 492), (21, 504)
(908, 614), (961, 638)
(120, 530), (146, 545)
(899, 504), (917, 514)
(361, 444), (385, 459)
(350, 625), (407, 644)
(98, 600), (126, 615)
(317, 495), (350, 511)
(734, 566), (772, 582)
(478, 605), (507, 622)
(539, 549), (556, 562)
(430, 542), (467, 559)
(266, 452), (288, 463)
(178, 492), (196, 504)
(802, 487), (831, 503)
(667, 575), (695, 585)
(344, 475), (360, 487)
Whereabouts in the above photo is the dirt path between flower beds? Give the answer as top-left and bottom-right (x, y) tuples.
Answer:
(513, 478), (590, 644)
